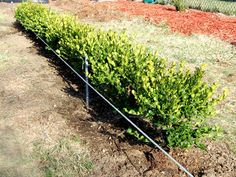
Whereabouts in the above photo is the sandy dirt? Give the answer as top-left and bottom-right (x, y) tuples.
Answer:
(0, 3), (88, 176)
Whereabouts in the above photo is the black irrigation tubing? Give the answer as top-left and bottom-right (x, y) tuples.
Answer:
(34, 32), (194, 177)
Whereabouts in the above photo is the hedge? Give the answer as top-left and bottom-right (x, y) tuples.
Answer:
(15, 2), (226, 148)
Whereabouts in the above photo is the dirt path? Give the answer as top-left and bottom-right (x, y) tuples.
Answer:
(0, 4), (90, 176)
(0, 6), (41, 177)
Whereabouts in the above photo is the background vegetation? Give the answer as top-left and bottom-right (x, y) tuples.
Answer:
(159, 0), (236, 15)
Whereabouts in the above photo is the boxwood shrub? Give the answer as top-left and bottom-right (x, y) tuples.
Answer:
(15, 2), (226, 148)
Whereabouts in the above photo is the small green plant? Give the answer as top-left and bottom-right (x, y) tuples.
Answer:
(127, 128), (150, 143)
(172, 0), (187, 11)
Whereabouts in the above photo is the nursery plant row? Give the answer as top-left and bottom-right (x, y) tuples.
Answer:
(15, 2), (226, 148)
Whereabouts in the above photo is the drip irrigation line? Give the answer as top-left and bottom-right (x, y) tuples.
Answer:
(34, 33), (194, 177)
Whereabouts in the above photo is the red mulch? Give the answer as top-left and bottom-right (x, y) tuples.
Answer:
(102, 1), (236, 43)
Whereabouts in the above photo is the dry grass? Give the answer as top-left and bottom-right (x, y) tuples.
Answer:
(0, 8), (93, 176)
(33, 138), (93, 177)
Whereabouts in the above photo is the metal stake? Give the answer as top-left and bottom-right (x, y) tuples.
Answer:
(85, 56), (89, 108)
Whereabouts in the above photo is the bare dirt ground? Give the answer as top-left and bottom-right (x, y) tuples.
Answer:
(0, 2), (236, 177)
(0, 3), (90, 177)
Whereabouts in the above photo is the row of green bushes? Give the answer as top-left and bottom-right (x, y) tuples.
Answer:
(15, 2), (226, 148)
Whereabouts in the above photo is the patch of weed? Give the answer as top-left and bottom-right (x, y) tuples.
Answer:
(33, 138), (93, 177)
